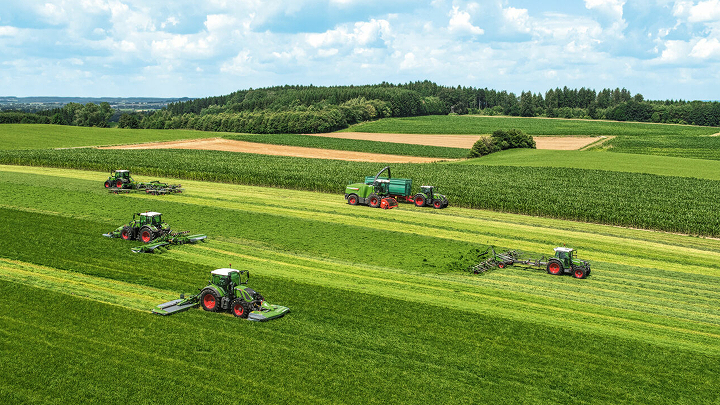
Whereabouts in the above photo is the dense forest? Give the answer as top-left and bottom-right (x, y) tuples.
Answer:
(2, 81), (719, 132)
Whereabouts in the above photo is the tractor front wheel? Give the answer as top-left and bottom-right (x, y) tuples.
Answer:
(115, 180), (123, 188)
(231, 298), (250, 318)
(347, 194), (359, 206)
(139, 226), (154, 243)
(547, 260), (563, 275)
(433, 200), (443, 209)
(121, 226), (133, 240)
(104, 181), (111, 188)
(573, 267), (587, 279)
(368, 194), (381, 208)
(200, 289), (220, 312)
(414, 194), (425, 207)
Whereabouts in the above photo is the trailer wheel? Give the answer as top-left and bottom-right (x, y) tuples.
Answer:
(433, 200), (443, 209)
(547, 260), (563, 275)
(200, 289), (220, 312)
(231, 298), (250, 318)
(140, 227), (154, 243)
(414, 194), (425, 207)
(347, 194), (359, 206)
(121, 226), (133, 240)
(368, 194), (381, 208)
(573, 267), (587, 279)
(498, 262), (506, 269)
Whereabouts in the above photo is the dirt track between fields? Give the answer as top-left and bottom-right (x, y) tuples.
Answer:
(309, 132), (603, 150)
(99, 138), (448, 163)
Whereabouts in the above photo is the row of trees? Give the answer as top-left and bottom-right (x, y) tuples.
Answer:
(0, 102), (114, 127)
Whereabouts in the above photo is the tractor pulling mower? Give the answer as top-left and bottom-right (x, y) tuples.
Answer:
(468, 246), (591, 279)
(152, 268), (290, 321)
(102, 212), (207, 253)
(104, 170), (184, 195)
(345, 166), (448, 209)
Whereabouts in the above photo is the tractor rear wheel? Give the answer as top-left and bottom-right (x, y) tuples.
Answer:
(368, 194), (381, 208)
(573, 267), (587, 279)
(200, 289), (220, 312)
(139, 226), (154, 243)
(231, 298), (250, 318)
(547, 260), (563, 275)
(433, 200), (443, 209)
(121, 226), (133, 240)
(347, 194), (359, 205)
(414, 194), (425, 207)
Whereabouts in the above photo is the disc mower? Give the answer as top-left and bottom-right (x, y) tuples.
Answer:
(152, 268), (290, 321)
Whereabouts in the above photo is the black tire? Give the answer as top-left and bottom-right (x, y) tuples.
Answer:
(200, 289), (220, 312)
(347, 194), (359, 206)
(547, 260), (563, 275)
(104, 181), (111, 188)
(231, 298), (250, 318)
(497, 262), (506, 269)
(572, 267), (587, 279)
(139, 226), (154, 243)
(121, 226), (133, 240)
(433, 199), (443, 209)
(414, 194), (426, 207)
(368, 194), (381, 208)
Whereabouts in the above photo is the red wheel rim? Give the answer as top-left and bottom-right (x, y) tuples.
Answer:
(116, 180), (122, 188)
(415, 197), (423, 205)
(141, 231), (151, 242)
(203, 294), (216, 309)
(549, 263), (560, 274)
(349, 196), (356, 204)
(121, 230), (129, 240)
(233, 304), (244, 316)
(105, 182), (110, 188)
(498, 263), (505, 268)
(434, 201), (442, 208)
(370, 197), (378, 206)
(575, 270), (584, 278)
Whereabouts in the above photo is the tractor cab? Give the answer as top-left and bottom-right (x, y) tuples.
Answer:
(210, 268), (249, 287)
(135, 212), (163, 227)
(373, 179), (390, 195)
(554, 247), (575, 267)
(112, 170), (131, 180)
(420, 185), (434, 199)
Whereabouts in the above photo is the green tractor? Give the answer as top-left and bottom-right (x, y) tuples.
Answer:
(547, 247), (591, 279)
(152, 268), (290, 321)
(345, 166), (399, 209)
(413, 185), (448, 209)
(104, 170), (136, 189)
(103, 212), (171, 243)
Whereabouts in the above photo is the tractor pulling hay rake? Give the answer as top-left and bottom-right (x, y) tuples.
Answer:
(152, 268), (290, 321)
(468, 246), (591, 279)
(104, 170), (184, 195)
(102, 212), (207, 253)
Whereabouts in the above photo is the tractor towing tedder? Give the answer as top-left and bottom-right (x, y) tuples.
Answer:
(102, 212), (207, 253)
(104, 170), (184, 195)
(345, 166), (448, 209)
(152, 268), (290, 321)
(469, 246), (591, 279)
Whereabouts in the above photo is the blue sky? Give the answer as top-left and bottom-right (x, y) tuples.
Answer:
(1, 0), (720, 100)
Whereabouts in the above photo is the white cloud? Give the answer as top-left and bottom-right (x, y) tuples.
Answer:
(306, 19), (390, 48)
(502, 7), (530, 34)
(161, 17), (179, 29)
(658, 39), (694, 62)
(448, 6), (484, 36)
(204, 14), (236, 33)
(0, 26), (20, 36)
(220, 50), (255, 75)
(690, 37), (720, 57)
(585, 0), (626, 21)
(687, 0), (720, 22)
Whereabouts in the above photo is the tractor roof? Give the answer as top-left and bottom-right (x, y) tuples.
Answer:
(140, 211), (162, 216)
(554, 247), (574, 253)
(211, 268), (238, 276)
(115, 170), (129, 173)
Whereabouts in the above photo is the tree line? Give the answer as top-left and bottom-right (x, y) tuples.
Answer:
(2, 82), (719, 131)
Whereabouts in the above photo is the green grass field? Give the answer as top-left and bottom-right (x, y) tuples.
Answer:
(0, 124), (212, 149)
(1, 165), (719, 404)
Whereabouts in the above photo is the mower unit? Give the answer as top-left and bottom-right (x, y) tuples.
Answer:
(152, 269), (290, 321)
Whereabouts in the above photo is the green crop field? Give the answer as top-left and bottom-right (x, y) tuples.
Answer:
(224, 133), (469, 159)
(0, 165), (719, 404)
(0, 124), (213, 149)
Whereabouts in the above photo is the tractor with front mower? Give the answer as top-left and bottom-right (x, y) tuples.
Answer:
(467, 246), (591, 279)
(152, 268), (290, 321)
(102, 212), (207, 253)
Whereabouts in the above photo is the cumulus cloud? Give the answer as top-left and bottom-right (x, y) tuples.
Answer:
(306, 19), (391, 48)
(447, 6), (484, 36)
(687, 0), (720, 23)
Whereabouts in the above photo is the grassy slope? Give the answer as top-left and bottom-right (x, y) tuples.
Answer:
(0, 124), (213, 149)
(224, 133), (468, 159)
(343, 115), (719, 136)
(1, 167), (719, 403)
(461, 149), (720, 180)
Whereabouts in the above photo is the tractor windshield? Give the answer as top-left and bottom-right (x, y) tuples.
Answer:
(151, 215), (162, 226)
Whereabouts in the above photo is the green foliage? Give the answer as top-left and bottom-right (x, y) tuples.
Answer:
(468, 129), (535, 157)
(223, 134), (468, 159)
(118, 113), (140, 129)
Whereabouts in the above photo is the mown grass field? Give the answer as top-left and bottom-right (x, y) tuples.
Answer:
(0, 166), (719, 404)
(0, 124), (213, 149)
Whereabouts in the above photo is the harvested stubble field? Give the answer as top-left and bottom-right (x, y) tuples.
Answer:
(0, 165), (719, 404)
